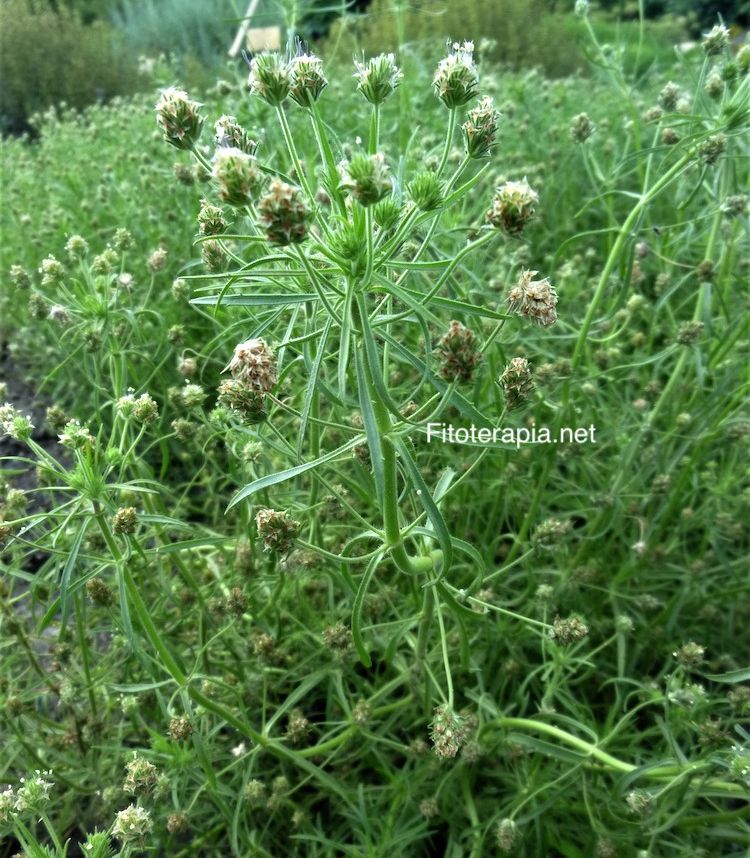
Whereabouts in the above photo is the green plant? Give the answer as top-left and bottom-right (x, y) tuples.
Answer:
(0, 0), (140, 135)
(1, 14), (749, 856)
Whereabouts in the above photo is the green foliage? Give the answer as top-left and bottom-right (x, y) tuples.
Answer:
(1, 19), (750, 857)
(325, 0), (685, 77)
(0, 0), (141, 134)
(110, 0), (238, 71)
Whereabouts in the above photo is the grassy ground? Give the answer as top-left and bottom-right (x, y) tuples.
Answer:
(1, 15), (749, 858)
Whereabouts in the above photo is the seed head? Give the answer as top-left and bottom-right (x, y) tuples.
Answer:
(339, 152), (392, 207)
(289, 54), (328, 105)
(532, 516), (572, 550)
(217, 380), (267, 423)
(201, 239), (226, 271)
(676, 320), (704, 346)
(65, 234), (89, 260)
(113, 804), (153, 844)
(168, 716), (193, 742)
(9, 265), (31, 289)
(420, 798), (438, 819)
(167, 812), (189, 834)
(698, 133), (726, 165)
(259, 179), (311, 244)
(462, 96), (500, 158)
(198, 199), (227, 236)
(58, 418), (94, 449)
(39, 254), (64, 286)
(14, 771), (53, 815)
(114, 227), (134, 251)
(0, 403), (34, 441)
(214, 114), (257, 154)
(286, 708), (311, 744)
(225, 338), (277, 393)
(496, 818), (520, 853)
(212, 147), (262, 207)
(86, 577), (114, 606)
(256, 508), (300, 553)
(658, 81), (681, 110)
(722, 195), (748, 218)
(702, 24), (730, 55)
(673, 641), (706, 668)
(433, 41), (479, 109)
(48, 304), (70, 326)
(429, 704), (469, 758)
(155, 87), (203, 150)
(147, 246), (167, 272)
(248, 53), (290, 105)
(322, 621), (353, 656)
(499, 357), (533, 410)
(112, 507), (138, 535)
(244, 779), (267, 805)
(435, 320), (483, 382)
(507, 270), (558, 327)
(373, 197), (402, 232)
(354, 53), (403, 104)
(549, 614), (589, 645)
(487, 178), (538, 234)
(570, 112), (595, 142)
(123, 755), (159, 796)
(626, 789), (654, 816)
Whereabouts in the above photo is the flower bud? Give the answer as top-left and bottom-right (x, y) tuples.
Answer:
(407, 170), (444, 211)
(486, 178), (538, 234)
(507, 270), (558, 327)
(112, 507), (138, 535)
(212, 147), (262, 207)
(9, 264), (31, 289)
(570, 112), (595, 142)
(702, 24), (730, 55)
(214, 114), (257, 154)
(433, 41), (479, 109)
(248, 53), (290, 105)
(339, 152), (392, 207)
(353, 53), (403, 104)
(289, 53), (328, 106)
(462, 95), (500, 158)
(258, 178), (310, 245)
(155, 87), (203, 150)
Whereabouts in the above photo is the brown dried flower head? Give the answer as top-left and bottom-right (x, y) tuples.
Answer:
(507, 270), (558, 327)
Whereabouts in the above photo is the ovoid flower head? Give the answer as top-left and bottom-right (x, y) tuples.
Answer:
(354, 53), (403, 104)
(214, 115), (257, 154)
(339, 152), (392, 207)
(433, 41), (479, 109)
(507, 270), (558, 327)
(258, 179), (311, 245)
(248, 53), (290, 105)
(224, 338), (278, 393)
(487, 178), (538, 234)
(212, 147), (262, 207)
(155, 87), (203, 150)
(462, 96), (500, 158)
(289, 54), (328, 105)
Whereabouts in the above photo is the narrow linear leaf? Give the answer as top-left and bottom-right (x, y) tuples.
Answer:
(354, 346), (386, 506)
(59, 519), (89, 634)
(227, 435), (364, 510)
(191, 293), (318, 307)
(352, 552), (384, 668)
(393, 436), (453, 574)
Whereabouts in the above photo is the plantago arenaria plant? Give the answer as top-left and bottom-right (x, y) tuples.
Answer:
(1, 10), (749, 856)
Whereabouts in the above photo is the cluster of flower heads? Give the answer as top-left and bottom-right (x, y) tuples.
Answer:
(217, 337), (278, 424)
